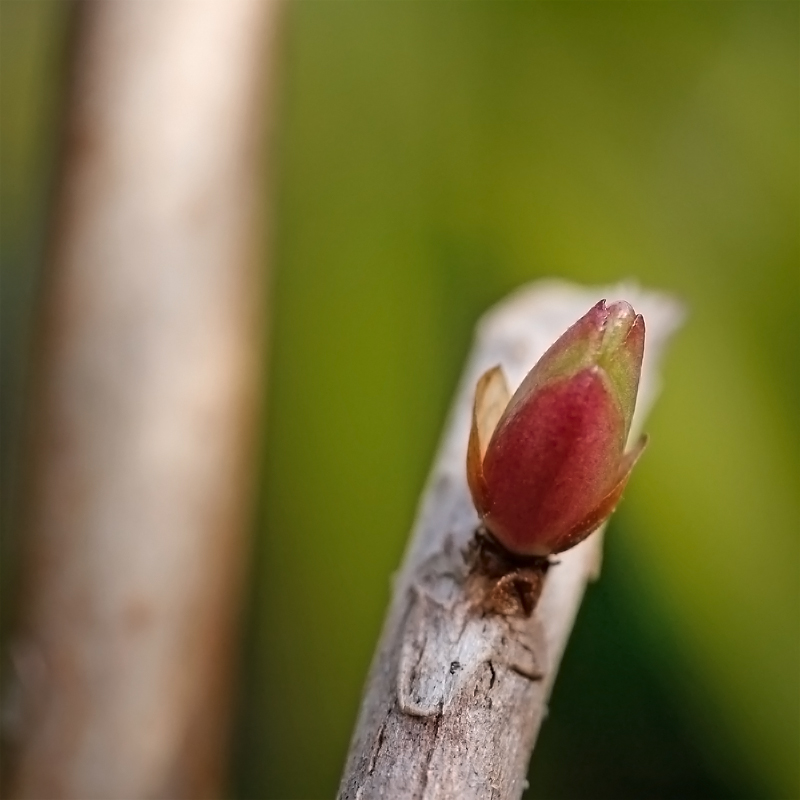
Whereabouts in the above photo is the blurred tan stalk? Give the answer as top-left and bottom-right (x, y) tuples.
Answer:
(8, 1), (278, 797)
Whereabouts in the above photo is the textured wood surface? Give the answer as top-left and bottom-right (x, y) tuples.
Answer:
(339, 281), (683, 800)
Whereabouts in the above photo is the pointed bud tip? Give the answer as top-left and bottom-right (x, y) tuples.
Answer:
(625, 313), (646, 352)
(606, 299), (634, 316)
(592, 299), (637, 316)
(584, 299), (639, 343)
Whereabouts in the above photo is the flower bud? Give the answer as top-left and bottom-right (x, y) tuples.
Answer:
(467, 300), (646, 557)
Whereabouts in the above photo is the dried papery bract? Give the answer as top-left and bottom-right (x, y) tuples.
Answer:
(467, 300), (647, 558)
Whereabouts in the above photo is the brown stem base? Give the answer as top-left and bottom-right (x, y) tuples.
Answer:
(465, 527), (554, 618)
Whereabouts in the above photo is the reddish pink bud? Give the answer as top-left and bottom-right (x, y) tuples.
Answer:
(467, 300), (647, 557)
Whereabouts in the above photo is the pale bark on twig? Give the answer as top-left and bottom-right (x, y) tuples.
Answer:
(7, 2), (279, 798)
(338, 281), (683, 800)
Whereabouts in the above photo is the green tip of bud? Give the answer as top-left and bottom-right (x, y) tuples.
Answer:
(507, 299), (644, 437)
(597, 302), (645, 438)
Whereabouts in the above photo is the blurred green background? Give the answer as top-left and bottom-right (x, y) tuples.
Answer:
(2, 2), (797, 799)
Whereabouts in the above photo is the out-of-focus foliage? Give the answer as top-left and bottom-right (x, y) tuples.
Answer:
(2, 3), (797, 800)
